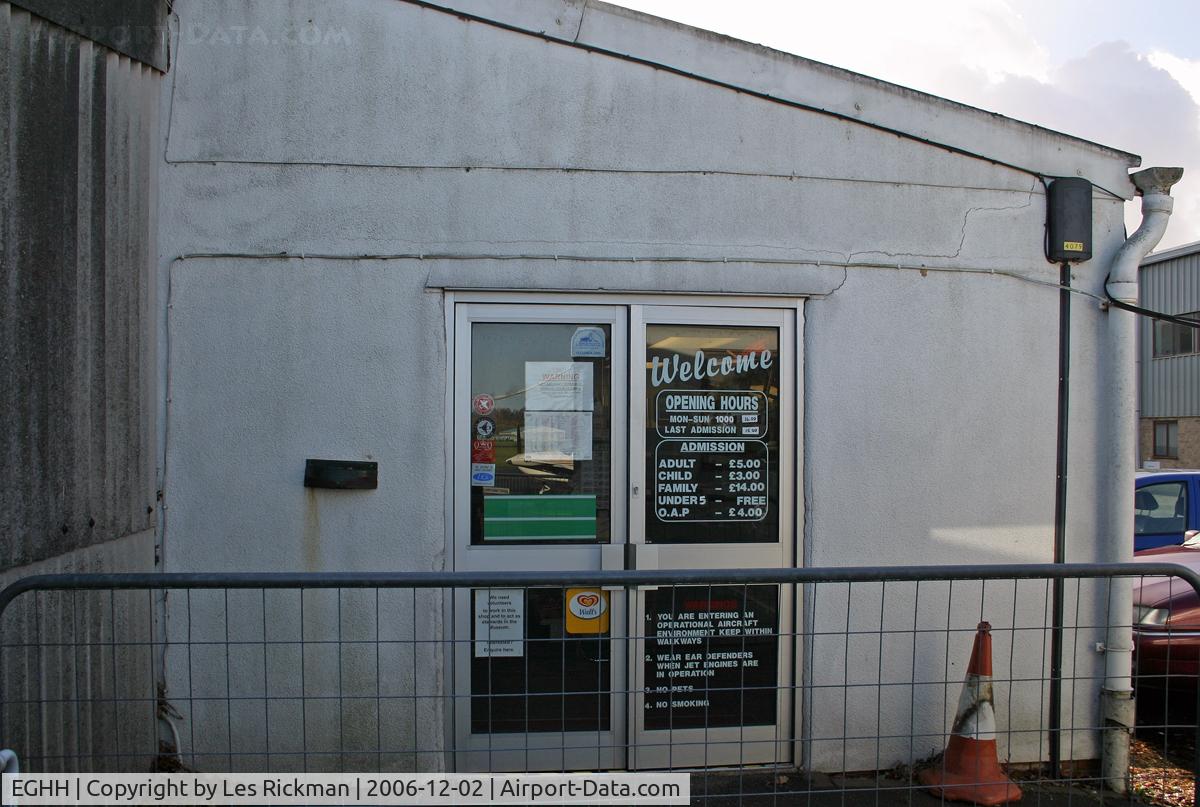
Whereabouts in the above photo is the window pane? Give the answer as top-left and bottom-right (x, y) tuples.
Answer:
(1153, 321), (1168, 356)
(470, 323), (612, 544)
(1154, 421), (1179, 458)
(1153, 315), (1200, 357)
(1135, 482), (1187, 535)
(645, 324), (781, 544)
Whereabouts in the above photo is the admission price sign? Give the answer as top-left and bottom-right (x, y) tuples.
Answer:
(654, 440), (768, 521)
(645, 325), (780, 544)
(643, 585), (779, 730)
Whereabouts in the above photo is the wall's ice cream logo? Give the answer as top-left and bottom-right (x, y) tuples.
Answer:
(565, 588), (610, 634)
(571, 592), (604, 615)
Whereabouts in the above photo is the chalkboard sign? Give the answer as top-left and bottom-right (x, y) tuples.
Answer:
(643, 585), (778, 730)
(646, 325), (780, 544)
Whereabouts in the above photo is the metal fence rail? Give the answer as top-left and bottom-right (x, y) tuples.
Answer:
(0, 563), (1196, 806)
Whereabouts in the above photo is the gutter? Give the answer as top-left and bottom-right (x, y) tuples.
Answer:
(1100, 166), (1183, 793)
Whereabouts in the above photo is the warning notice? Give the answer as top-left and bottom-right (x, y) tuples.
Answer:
(643, 585), (778, 730)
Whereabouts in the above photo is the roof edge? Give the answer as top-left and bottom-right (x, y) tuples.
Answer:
(1142, 239), (1200, 266)
(432, 0), (1141, 198)
(589, 1), (1140, 166)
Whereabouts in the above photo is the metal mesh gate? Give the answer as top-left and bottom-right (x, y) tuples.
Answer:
(0, 564), (1196, 805)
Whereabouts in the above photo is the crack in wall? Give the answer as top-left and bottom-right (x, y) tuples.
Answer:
(572, 0), (587, 43)
(846, 180), (1040, 264)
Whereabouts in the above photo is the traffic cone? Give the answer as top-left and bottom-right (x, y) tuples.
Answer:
(919, 621), (1022, 805)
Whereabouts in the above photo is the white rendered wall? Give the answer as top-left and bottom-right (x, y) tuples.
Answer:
(159, 0), (1134, 771)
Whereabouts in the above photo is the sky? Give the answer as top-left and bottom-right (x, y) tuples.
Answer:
(616, 0), (1200, 250)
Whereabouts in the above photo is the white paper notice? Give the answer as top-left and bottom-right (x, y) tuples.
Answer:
(474, 589), (523, 657)
(525, 362), (593, 411)
(524, 411), (593, 461)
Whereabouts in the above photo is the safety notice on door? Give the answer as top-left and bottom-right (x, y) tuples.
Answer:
(474, 589), (523, 657)
(643, 585), (778, 730)
(525, 362), (593, 411)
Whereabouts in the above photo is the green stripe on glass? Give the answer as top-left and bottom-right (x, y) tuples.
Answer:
(483, 518), (597, 539)
(484, 495), (596, 518)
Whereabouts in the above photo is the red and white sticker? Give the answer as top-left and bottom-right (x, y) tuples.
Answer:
(472, 439), (495, 463)
(472, 394), (495, 416)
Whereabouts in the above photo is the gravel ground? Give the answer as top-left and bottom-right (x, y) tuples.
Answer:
(1130, 733), (1196, 807)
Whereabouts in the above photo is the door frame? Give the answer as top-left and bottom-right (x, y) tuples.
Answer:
(628, 304), (796, 769)
(450, 302), (629, 771)
(442, 292), (807, 771)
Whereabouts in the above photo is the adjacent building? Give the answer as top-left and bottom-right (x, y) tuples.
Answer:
(1139, 240), (1200, 468)
(0, 0), (167, 770)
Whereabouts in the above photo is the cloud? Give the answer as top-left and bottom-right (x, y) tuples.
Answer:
(968, 42), (1200, 247)
(616, 0), (1051, 87)
(617, 1), (1200, 247)
(1150, 51), (1200, 105)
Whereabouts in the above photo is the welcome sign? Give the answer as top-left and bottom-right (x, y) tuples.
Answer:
(645, 325), (780, 544)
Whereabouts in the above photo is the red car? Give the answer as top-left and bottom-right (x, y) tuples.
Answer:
(1132, 543), (1200, 696)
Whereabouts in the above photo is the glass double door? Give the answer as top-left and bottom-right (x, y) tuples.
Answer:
(452, 302), (795, 771)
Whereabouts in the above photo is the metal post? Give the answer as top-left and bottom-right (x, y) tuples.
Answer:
(1048, 261), (1070, 776)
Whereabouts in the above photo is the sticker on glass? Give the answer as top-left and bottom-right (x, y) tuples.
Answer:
(472, 393), (495, 416)
(482, 495), (597, 541)
(571, 327), (607, 358)
(566, 588), (609, 634)
(474, 416), (495, 438)
(470, 463), (496, 486)
(472, 439), (496, 463)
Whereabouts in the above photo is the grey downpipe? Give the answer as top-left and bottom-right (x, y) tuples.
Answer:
(1100, 166), (1183, 793)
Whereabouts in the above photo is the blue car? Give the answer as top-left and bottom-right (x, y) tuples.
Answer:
(1135, 471), (1200, 552)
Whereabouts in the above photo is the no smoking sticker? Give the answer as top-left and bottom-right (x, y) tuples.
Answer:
(472, 394), (495, 416)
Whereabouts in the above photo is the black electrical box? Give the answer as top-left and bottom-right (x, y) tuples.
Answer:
(304, 459), (378, 490)
(1046, 177), (1092, 263)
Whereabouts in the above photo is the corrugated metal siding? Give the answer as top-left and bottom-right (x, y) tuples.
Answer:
(1140, 251), (1200, 417)
(0, 4), (159, 570)
(9, 0), (170, 70)
(0, 528), (158, 772)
